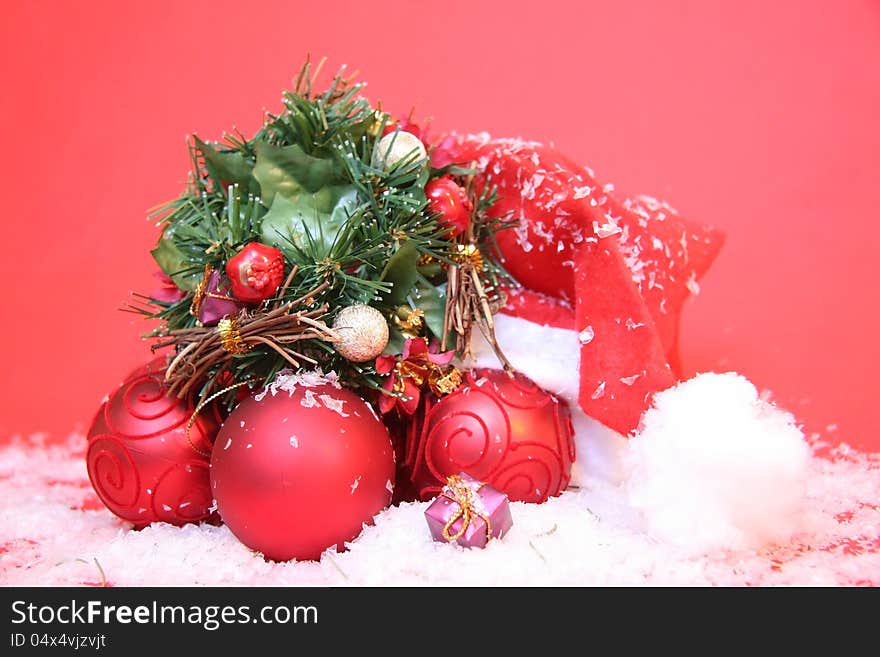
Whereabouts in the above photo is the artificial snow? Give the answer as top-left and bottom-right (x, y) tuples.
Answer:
(465, 312), (876, 566)
(318, 394), (350, 417)
(625, 373), (811, 553)
(1, 319), (877, 585)
(578, 326), (595, 344)
(0, 433), (877, 585)
(254, 368), (341, 401)
(300, 389), (320, 408)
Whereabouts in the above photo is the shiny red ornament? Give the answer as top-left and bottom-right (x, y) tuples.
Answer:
(211, 381), (395, 561)
(225, 242), (285, 303)
(403, 369), (575, 503)
(86, 357), (221, 527)
(425, 176), (472, 236)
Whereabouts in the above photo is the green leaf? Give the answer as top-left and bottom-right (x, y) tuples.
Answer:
(194, 137), (257, 196)
(380, 242), (420, 305)
(410, 273), (447, 339)
(417, 260), (443, 280)
(151, 236), (200, 291)
(384, 326), (407, 355)
(259, 189), (360, 257)
(253, 142), (343, 200)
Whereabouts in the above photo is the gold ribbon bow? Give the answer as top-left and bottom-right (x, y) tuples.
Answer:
(190, 264), (241, 320)
(441, 475), (492, 543)
(391, 358), (463, 399)
(218, 316), (251, 355)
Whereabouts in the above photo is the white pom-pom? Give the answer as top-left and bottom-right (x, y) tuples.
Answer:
(371, 131), (427, 171)
(625, 372), (810, 552)
(332, 305), (389, 362)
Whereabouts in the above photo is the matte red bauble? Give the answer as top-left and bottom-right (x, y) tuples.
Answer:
(211, 381), (395, 561)
(403, 369), (575, 503)
(86, 357), (221, 527)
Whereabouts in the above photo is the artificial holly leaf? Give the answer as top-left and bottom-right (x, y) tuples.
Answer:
(417, 260), (443, 279)
(380, 242), (420, 305)
(259, 188), (359, 257)
(409, 273), (447, 342)
(150, 237), (200, 291)
(383, 325), (407, 356)
(253, 142), (343, 201)
(193, 137), (257, 196)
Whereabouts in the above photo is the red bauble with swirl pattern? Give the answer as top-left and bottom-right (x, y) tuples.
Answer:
(86, 357), (221, 527)
(403, 369), (575, 503)
(211, 380), (395, 562)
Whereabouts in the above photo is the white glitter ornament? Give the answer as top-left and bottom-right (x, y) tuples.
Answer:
(371, 131), (427, 171)
(332, 305), (390, 362)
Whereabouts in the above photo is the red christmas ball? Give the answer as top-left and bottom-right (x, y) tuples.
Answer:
(403, 369), (576, 503)
(86, 358), (221, 527)
(211, 380), (395, 561)
(425, 176), (472, 236)
(225, 242), (285, 303)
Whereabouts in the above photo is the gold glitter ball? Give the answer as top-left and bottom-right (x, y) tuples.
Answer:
(371, 131), (427, 171)
(332, 304), (390, 362)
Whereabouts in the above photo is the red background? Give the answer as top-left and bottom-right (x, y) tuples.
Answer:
(1, 1), (878, 450)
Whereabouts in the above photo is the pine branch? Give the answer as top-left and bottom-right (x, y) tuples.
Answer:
(135, 59), (517, 404)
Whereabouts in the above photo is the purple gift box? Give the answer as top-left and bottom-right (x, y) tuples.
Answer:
(424, 473), (513, 548)
(197, 270), (243, 326)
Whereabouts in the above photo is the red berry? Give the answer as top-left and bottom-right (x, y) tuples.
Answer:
(425, 176), (472, 236)
(225, 242), (285, 303)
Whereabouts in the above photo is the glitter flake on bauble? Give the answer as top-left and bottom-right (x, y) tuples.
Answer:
(210, 373), (395, 562)
(403, 368), (576, 503)
(86, 357), (221, 527)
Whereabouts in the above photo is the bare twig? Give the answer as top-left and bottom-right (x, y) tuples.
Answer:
(154, 280), (339, 398)
(443, 258), (512, 372)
